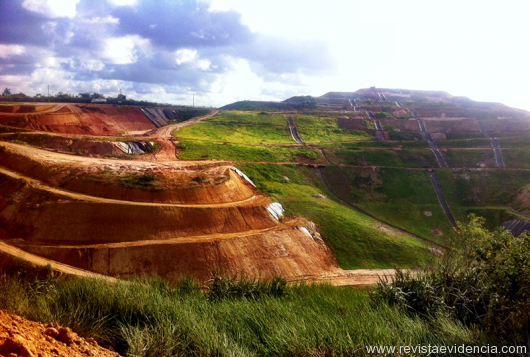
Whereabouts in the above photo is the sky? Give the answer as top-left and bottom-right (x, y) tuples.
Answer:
(0, 0), (529, 110)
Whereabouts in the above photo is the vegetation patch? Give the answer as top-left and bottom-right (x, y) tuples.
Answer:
(207, 111), (287, 126)
(178, 140), (320, 162)
(388, 131), (423, 141)
(298, 127), (371, 143)
(332, 148), (437, 168)
(119, 173), (157, 189)
(175, 122), (293, 145)
(320, 166), (453, 242)
(294, 115), (338, 128)
(443, 149), (496, 168)
(502, 148), (530, 168)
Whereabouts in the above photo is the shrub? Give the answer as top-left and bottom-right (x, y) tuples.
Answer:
(372, 215), (530, 342)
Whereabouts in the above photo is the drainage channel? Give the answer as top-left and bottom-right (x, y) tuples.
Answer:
(427, 169), (457, 228)
(314, 167), (447, 249)
(410, 109), (448, 168)
(287, 115), (305, 144)
(367, 111), (386, 141)
(478, 121), (505, 168)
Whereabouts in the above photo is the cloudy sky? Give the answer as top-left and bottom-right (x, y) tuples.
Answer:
(1, 0), (529, 109)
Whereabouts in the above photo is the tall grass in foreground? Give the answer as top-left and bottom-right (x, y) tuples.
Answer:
(0, 274), (475, 357)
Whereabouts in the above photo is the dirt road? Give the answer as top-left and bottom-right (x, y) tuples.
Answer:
(153, 110), (219, 161)
(0, 241), (118, 282)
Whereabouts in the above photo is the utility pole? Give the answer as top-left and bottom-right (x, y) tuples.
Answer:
(193, 94), (194, 108)
(48, 85), (50, 102)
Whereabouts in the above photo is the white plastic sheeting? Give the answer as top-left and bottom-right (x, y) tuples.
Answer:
(298, 227), (314, 240)
(111, 141), (154, 155)
(267, 202), (284, 221)
(231, 167), (256, 187)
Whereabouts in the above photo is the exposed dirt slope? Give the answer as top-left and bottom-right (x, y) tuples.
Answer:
(0, 104), (155, 135)
(0, 142), (255, 204)
(0, 310), (120, 357)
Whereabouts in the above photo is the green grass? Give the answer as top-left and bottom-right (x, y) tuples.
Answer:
(437, 138), (491, 148)
(435, 169), (530, 208)
(443, 149), (496, 168)
(319, 140), (428, 149)
(331, 148), (438, 168)
(175, 123), (293, 145)
(237, 163), (431, 269)
(502, 149), (530, 168)
(0, 273), (475, 357)
(178, 140), (319, 162)
(388, 131), (423, 141)
(444, 132), (486, 140)
(435, 169), (530, 228)
(297, 127), (372, 143)
(294, 115), (338, 128)
(320, 166), (453, 242)
(208, 111), (287, 126)
(498, 134), (530, 148)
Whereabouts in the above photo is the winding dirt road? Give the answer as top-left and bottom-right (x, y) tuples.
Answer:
(153, 110), (219, 161)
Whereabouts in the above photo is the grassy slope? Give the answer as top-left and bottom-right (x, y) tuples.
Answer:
(0, 275), (473, 357)
(237, 163), (431, 269)
(436, 169), (530, 230)
(295, 114), (372, 143)
(329, 148), (438, 168)
(176, 123), (293, 145)
(443, 149), (496, 168)
(320, 166), (453, 243)
(177, 140), (318, 162)
(175, 111), (321, 162)
(208, 111), (288, 125)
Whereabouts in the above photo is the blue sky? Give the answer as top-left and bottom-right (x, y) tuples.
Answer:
(1, 0), (529, 110)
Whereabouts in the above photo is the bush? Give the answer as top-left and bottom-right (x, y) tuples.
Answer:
(206, 274), (287, 301)
(372, 215), (530, 342)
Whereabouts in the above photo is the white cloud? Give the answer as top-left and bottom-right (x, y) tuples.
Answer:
(175, 49), (197, 65)
(196, 59), (212, 71)
(101, 36), (150, 65)
(107, 0), (139, 7)
(22, 0), (80, 18)
(0, 45), (26, 58)
(81, 16), (120, 25)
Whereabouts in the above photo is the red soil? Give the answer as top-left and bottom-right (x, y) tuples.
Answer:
(0, 104), (155, 135)
(0, 310), (120, 357)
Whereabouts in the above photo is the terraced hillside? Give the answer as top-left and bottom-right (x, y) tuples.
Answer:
(215, 89), (530, 241)
(0, 102), (400, 285)
(2, 90), (529, 285)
